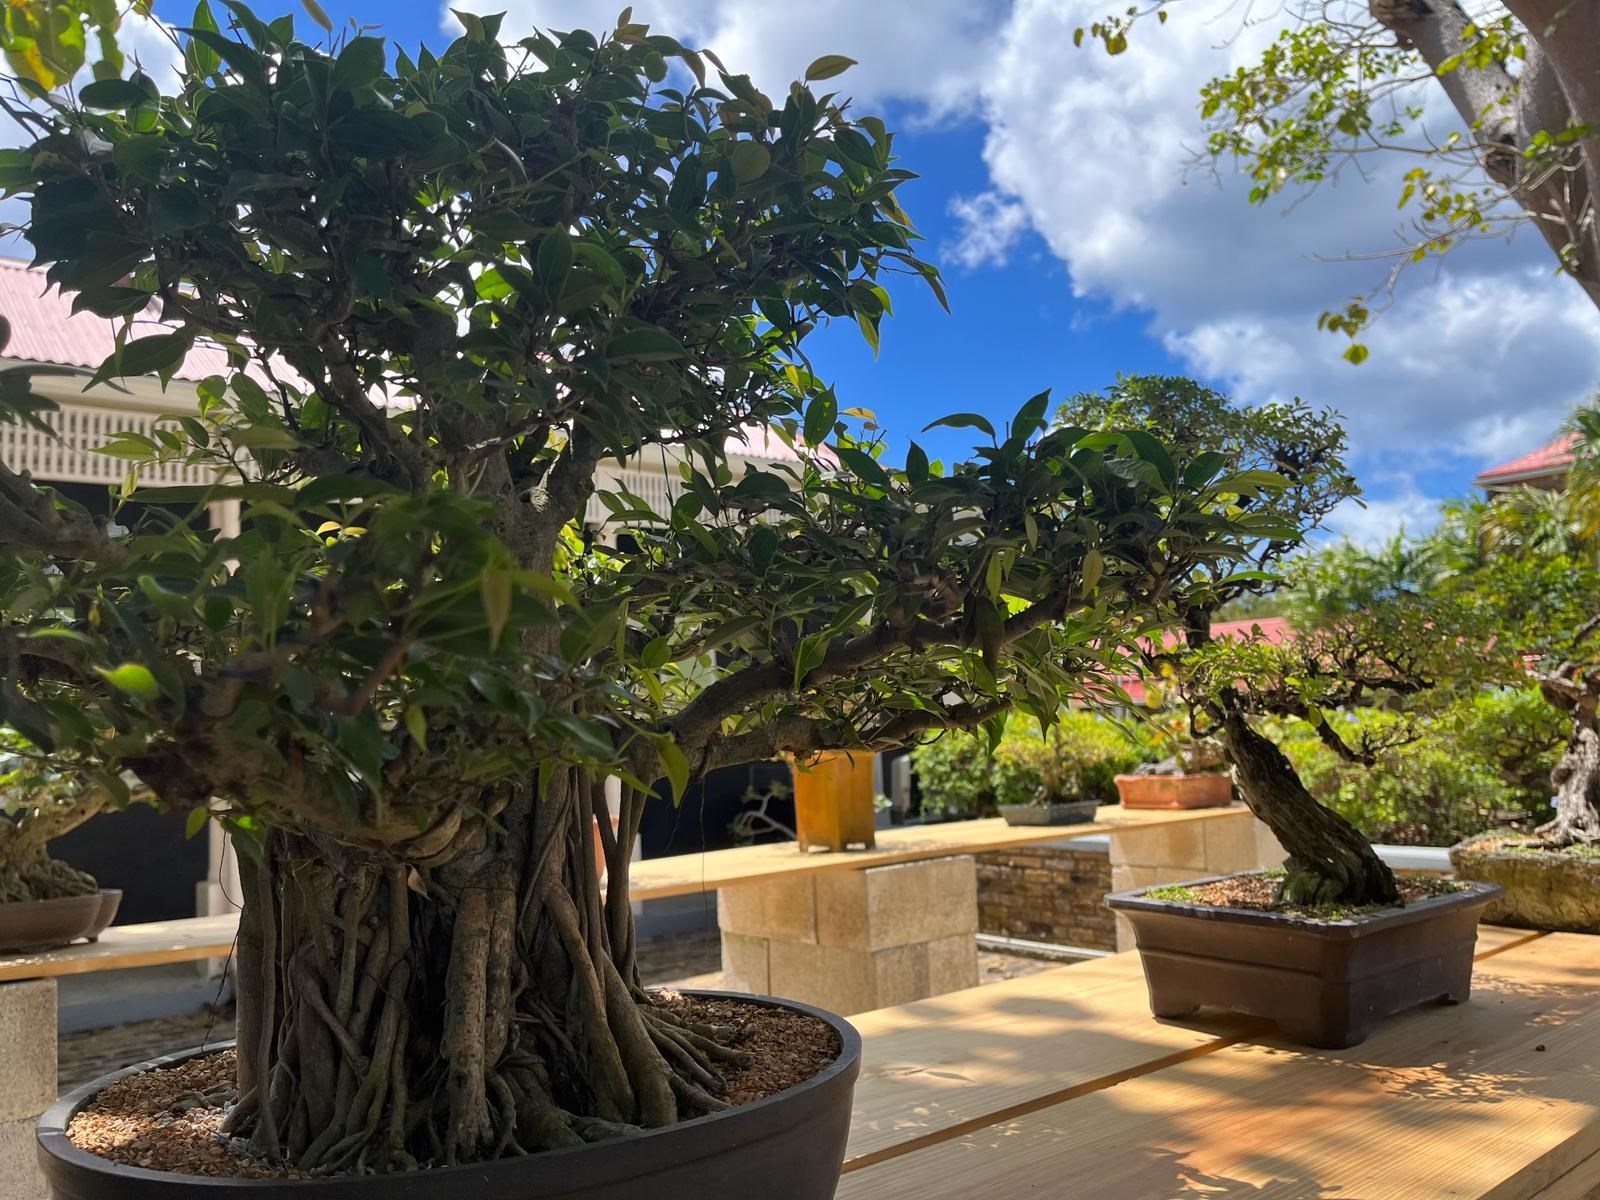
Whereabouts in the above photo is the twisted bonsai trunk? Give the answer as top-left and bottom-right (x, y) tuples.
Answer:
(0, 794), (104, 904)
(1533, 679), (1600, 847)
(227, 765), (733, 1174)
(1220, 708), (1399, 907)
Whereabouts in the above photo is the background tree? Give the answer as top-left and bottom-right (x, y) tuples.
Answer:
(1078, 0), (1599, 355)
(1060, 375), (1447, 906)
(1181, 544), (1513, 903)
(0, 11), (1272, 1174)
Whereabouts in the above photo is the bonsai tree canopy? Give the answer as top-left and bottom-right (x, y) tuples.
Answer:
(0, 12), (1275, 1176)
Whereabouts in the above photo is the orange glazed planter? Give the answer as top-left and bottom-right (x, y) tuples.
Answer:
(790, 752), (877, 852)
(1114, 772), (1233, 810)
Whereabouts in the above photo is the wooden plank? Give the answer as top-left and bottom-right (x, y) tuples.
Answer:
(844, 954), (1266, 1168)
(844, 928), (1547, 1169)
(838, 933), (1600, 1200)
(628, 805), (1244, 900)
(0, 914), (238, 982)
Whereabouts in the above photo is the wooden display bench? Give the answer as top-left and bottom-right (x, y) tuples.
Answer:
(838, 926), (1597, 1199)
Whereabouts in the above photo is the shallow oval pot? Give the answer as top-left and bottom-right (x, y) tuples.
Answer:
(0, 889), (121, 955)
(1113, 773), (1233, 810)
(1449, 836), (1600, 933)
(1105, 873), (1502, 1049)
(998, 800), (1099, 827)
(37, 991), (860, 1200)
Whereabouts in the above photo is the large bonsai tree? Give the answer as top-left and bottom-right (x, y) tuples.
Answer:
(1061, 375), (1504, 906)
(0, 12), (1271, 1174)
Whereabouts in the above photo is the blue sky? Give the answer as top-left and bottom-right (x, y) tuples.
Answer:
(125, 1), (1600, 542)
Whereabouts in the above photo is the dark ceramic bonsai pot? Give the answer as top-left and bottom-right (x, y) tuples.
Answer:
(0, 889), (121, 955)
(998, 800), (1099, 827)
(1105, 873), (1503, 1049)
(37, 992), (860, 1200)
(1449, 836), (1600, 933)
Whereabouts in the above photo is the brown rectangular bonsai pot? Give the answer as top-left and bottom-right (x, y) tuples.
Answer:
(1105, 873), (1503, 1048)
(1114, 772), (1233, 809)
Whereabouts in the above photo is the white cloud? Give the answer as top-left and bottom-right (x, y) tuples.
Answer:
(965, 0), (1600, 497)
(943, 191), (1031, 269)
(1324, 490), (1443, 549)
(447, 1), (1004, 117)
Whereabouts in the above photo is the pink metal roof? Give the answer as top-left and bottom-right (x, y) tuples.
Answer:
(0, 256), (237, 384)
(1474, 432), (1577, 487)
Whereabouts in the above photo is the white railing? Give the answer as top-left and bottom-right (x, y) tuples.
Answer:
(2, 401), (214, 488)
(587, 463), (679, 527)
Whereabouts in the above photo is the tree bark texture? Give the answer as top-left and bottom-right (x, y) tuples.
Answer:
(226, 768), (734, 1173)
(0, 798), (103, 904)
(1372, 0), (1600, 311)
(1535, 670), (1600, 846)
(1221, 708), (1400, 907)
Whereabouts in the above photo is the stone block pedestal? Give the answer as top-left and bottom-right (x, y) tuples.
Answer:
(1, 978), (57, 1200)
(1109, 807), (1286, 951)
(719, 855), (978, 1015)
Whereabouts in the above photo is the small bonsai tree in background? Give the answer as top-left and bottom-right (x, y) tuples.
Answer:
(1175, 548), (1512, 904)
(0, 744), (110, 904)
(0, 13), (1273, 1173)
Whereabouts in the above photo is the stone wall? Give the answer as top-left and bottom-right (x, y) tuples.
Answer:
(0, 979), (55, 1200)
(976, 844), (1118, 952)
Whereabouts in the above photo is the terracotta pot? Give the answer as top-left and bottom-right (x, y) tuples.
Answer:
(37, 991), (861, 1200)
(1114, 772), (1233, 810)
(1449, 836), (1600, 933)
(998, 800), (1099, 826)
(1106, 873), (1502, 1048)
(0, 889), (121, 955)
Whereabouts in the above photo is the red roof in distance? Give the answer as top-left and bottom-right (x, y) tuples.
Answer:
(0, 256), (237, 384)
(1474, 431), (1577, 488)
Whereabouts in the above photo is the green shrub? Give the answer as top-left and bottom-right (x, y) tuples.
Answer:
(1270, 689), (1560, 845)
(911, 711), (1145, 813)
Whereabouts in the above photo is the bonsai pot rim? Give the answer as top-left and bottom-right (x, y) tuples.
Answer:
(1105, 870), (1503, 936)
(37, 991), (861, 1198)
(997, 800), (1099, 827)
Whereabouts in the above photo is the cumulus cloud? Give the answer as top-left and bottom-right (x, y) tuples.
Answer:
(943, 191), (1032, 269)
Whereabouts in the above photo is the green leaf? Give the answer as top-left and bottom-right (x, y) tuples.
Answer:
(1081, 548), (1105, 594)
(923, 412), (996, 440)
(730, 141), (771, 183)
(836, 445), (889, 488)
(116, 333), (192, 380)
(657, 736), (690, 803)
(404, 706), (428, 749)
(803, 389), (837, 446)
(185, 805), (211, 838)
(98, 662), (161, 701)
(609, 327), (688, 362)
(1122, 428), (1176, 487)
(1343, 342), (1370, 365)
(804, 54), (857, 81)
(905, 441), (929, 483)
(78, 78), (152, 110)
(480, 566), (512, 646)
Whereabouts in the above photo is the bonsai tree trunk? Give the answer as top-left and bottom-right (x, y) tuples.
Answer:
(0, 796), (104, 904)
(227, 766), (721, 1173)
(1534, 676), (1600, 846)
(1220, 709), (1399, 907)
